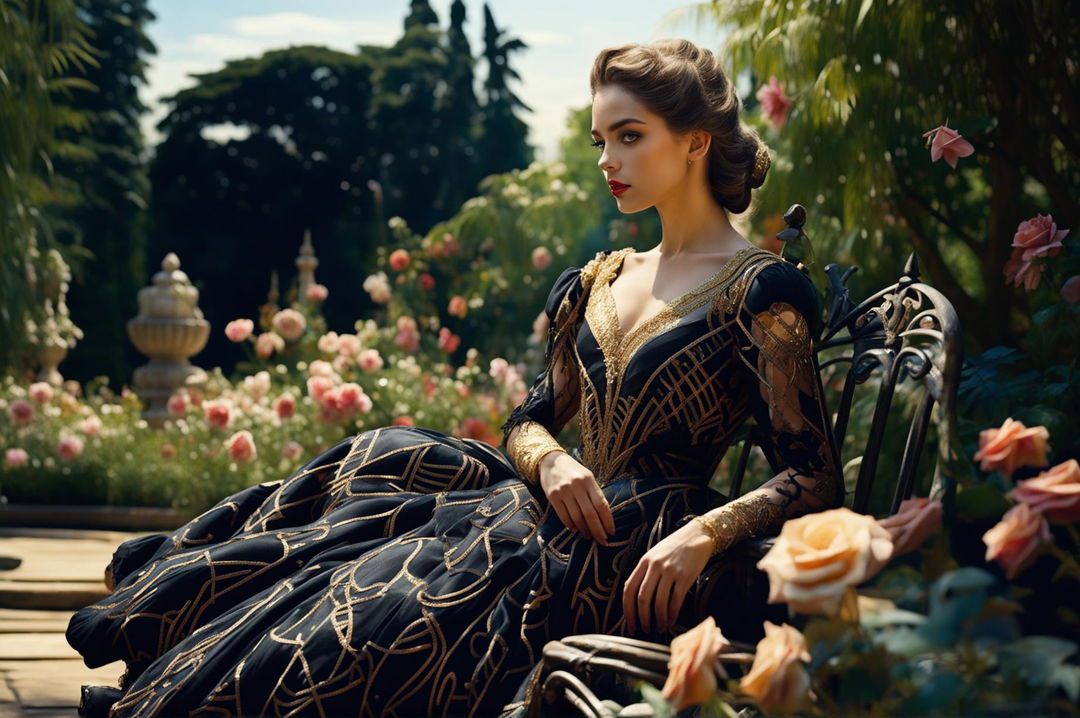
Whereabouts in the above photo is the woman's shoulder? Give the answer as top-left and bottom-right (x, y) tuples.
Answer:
(741, 258), (822, 335)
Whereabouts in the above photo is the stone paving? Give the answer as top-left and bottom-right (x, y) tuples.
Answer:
(0, 528), (147, 716)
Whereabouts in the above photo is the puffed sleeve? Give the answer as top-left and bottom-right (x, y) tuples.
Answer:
(499, 265), (587, 484)
(693, 260), (844, 555)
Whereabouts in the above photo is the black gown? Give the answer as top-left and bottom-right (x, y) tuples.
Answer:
(67, 245), (840, 717)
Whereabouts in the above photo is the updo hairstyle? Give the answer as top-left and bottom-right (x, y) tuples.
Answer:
(589, 39), (771, 214)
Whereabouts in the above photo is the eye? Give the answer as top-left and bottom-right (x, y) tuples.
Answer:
(590, 132), (640, 150)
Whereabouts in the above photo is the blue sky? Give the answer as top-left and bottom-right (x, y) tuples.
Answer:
(141, 0), (727, 159)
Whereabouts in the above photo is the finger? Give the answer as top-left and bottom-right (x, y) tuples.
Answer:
(575, 492), (607, 545)
(563, 497), (586, 536)
(623, 562), (644, 635)
(637, 565), (660, 634)
(669, 579), (692, 631)
(588, 484), (616, 537)
(550, 500), (575, 535)
(653, 574), (675, 633)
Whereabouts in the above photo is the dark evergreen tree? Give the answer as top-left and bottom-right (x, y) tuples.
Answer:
(477, 2), (533, 178)
(434, 0), (483, 218)
(52, 0), (155, 387)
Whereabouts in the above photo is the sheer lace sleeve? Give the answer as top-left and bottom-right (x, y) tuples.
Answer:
(500, 264), (588, 484)
(694, 261), (844, 556)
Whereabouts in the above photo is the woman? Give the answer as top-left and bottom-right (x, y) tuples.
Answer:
(67, 39), (842, 717)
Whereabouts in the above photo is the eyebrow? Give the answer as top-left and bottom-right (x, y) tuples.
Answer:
(590, 118), (646, 136)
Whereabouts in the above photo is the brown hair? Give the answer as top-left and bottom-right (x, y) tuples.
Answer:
(590, 39), (770, 215)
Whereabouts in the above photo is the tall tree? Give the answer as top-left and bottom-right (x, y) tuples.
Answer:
(0, 0), (94, 374)
(52, 0), (155, 387)
(477, 2), (533, 178)
(434, 0), (483, 218)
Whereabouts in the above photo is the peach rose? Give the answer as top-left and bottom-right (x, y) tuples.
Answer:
(254, 332), (285, 359)
(357, 348), (384, 373)
(80, 415), (103, 437)
(877, 497), (943, 558)
(921, 122), (975, 168)
(272, 393), (296, 420)
(271, 309), (306, 342)
(756, 76), (794, 130)
(203, 399), (233, 430)
(983, 502), (1052, 579)
(363, 272), (391, 304)
(756, 507), (894, 615)
(29, 382), (54, 404)
(281, 440), (303, 461)
(4, 448), (29, 468)
(166, 392), (189, 417)
(1007, 459), (1080, 523)
(531, 246), (552, 271)
(161, 443), (177, 459)
(9, 399), (34, 424)
(317, 331), (341, 354)
(740, 622), (811, 716)
(972, 418), (1050, 477)
(224, 318), (254, 343)
(226, 430), (257, 462)
(660, 616), (727, 712)
(306, 283), (329, 302)
(447, 295), (468, 318)
(57, 434), (84, 461)
(242, 371), (271, 400)
(388, 248), (410, 271)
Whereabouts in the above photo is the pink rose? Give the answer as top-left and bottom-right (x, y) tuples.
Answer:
(63, 380), (81, 397)
(357, 348), (384, 373)
(57, 434), (84, 461)
(333, 383), (363, 410)
(203, 399), (233, 430)
(972, 418), (1050, 478)
(393, 415), (414, 427)
(438, 327), (460, 353)
(447, 295), (468, 318)
(1007, 459), (1080, 523)
(307, 359), (336, 379)
(336, 333), (362, 358)
(4, 448), (29, 468)
(242, 371), (271, 400)
(281, 440), (303, 461)
(79, 415), (103, 437)
(455, 382), (471, 398)
(317, 331), (341, 354)
(489, 358), (509, 382)
(271, 309), (306, 342)
(9, 399), (34, 424)
(272, 393), (296, 420)
(161, 444), (177, 459)
(395, 327), (420, 354)
(388, 249), (410, 271)
(29, 382), (54, 404)
(306, 376), (335, 403)
(419, 272), (436, 291)
(166, 392), (189, 417)
(983, 502), (1051, 580)
(921, 122), (975, 168)
(254, 332), (285, 359)
(306, 283), (329, 302)
(1061, 275), (1080, 305)
(530, 311), (550, 345)
(1003, 247), (1045, 291)
(877, 497), (943, 558)
(1012, 213), (1069, 263)
(531, 246), (552, 271)
(756, 76), (794, 130)
(224, 318), (254, 343)
(226, 430), (257, 462)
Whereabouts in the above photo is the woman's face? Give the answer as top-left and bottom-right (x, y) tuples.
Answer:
(591, 83), (695, 214)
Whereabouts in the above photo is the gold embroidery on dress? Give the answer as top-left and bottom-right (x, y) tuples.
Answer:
(505, 420), (564, 485)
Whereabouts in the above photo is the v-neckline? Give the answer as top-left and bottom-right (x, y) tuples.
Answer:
(588, 244), (759, 377)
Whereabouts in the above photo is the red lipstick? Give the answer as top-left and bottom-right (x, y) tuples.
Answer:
(608, 180), (630, 197)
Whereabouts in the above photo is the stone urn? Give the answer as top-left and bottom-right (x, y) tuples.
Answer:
(35, 340), (68, 387)
(127, 253), (210, 428)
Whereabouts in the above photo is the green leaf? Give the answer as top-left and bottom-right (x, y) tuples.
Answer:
(638, 683), (675, 718)
(956, 483), (1010, 523)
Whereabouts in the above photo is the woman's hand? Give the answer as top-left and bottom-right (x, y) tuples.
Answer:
(623, 520), (715, 635)
(539, 451), (614, 545)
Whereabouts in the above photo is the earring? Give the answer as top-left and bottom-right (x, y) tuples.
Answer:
(687, 158), (692, 166)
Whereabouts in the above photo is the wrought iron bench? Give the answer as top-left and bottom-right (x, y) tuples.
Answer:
(525, 204), (964, 718)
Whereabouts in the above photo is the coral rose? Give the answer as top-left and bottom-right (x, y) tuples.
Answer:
(29, 382), (54, 404)
(393, 415), (414, 426)
(271, 309), (306, 342)
(202, 399), (233, 430)
(161, 444), (177, 459)
(166, 392), (188, 417)
(4, 448), (29, 469)
(57, 434), (84, 461)
(877, 497), (943, 558)
(388, 248), (410, 271)
(1012, 213), (1069, 262)
(9, 399), (34, 424)
(438, 327), (460, 353)
(226, 430), (257, 462)
(921, 122), (975, 168)
(447, 295), (468, 318)
(660, 616), (727, 712)
(756, 507), (894, 615)
(1007, 459), (1080, 523)
(983, 502), (1052, 579)
(756, 75), (794, 130)
(272, 393), (296, 420)
(740, 622), (811, 716)
(972, 418), (1050, 477)
(254, 332), (285, 359)
(306, 283), (328, 302)
(224, 318), (254, 343)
